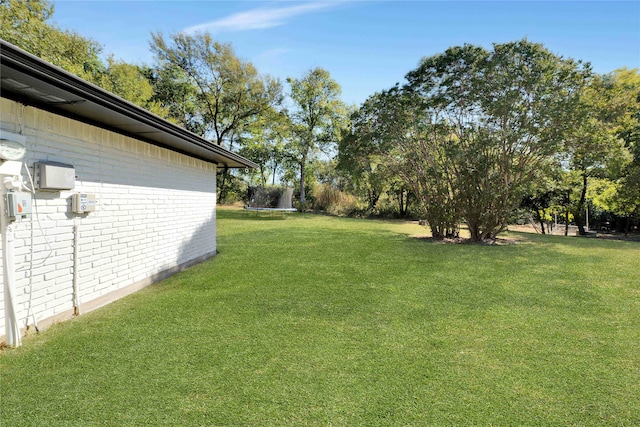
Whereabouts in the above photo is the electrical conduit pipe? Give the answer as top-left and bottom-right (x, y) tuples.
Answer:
(1, 171), (23, 347)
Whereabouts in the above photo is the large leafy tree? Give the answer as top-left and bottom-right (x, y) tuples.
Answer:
(563, 74), (632, 234)
(239, 109), (290, 187)
(594, 68), (640, 233)
(398, 40), (590, 241)
(1, 0), (104, 82)
(150, 32), (283, 202)
(150, 32), (283, 148)
(1, 0), (164, 113)
(143, 65), (204, 134)
(99, 57), (168, 117)
(286, 68), (345, 207)
(338, 92), (403, 213)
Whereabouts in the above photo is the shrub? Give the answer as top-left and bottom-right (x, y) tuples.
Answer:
(312, 183), (359, 216)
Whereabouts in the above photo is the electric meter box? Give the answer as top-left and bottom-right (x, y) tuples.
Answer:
(0, 130), (27, 161)
(72, 193), (96, 213)
(5, 192), (32, 220)
(36, 162), (75, 190)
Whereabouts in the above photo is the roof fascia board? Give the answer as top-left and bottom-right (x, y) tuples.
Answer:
(0, 40), (258, 169)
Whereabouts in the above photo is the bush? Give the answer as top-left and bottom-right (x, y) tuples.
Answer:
(312, 183), (359, 216)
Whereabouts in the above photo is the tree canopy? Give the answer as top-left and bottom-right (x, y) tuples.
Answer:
(149, 31), (284, 202)
(2, 2), (637, 231)
(1, 0), (103, 82)
(286, 67), (345, 206)
(342, 40), (593, 241)
(149, 32), (283, 148)
(1, 0), (163, 113)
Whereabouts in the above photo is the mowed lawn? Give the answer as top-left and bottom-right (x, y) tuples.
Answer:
(2, 207), (639, 426)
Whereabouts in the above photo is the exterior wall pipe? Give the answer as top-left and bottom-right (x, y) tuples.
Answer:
(73, 221), (80, 316)
(1, 185), (22, 347)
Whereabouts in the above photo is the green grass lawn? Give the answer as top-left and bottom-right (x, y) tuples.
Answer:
(2, 208), (639, 426)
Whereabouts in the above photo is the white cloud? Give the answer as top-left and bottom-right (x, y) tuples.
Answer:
(184, 2), (342, 34)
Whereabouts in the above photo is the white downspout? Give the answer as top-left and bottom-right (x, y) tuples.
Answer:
(1, 174), (22, 348)
(73, 220), (80, 316)
(1, 129), (28, 347)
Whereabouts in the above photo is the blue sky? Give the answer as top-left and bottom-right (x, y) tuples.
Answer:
(51, 1), (640, 105)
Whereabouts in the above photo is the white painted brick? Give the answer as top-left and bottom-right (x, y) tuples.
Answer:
(31, 263), (57, 277)
(92, 246), (112, 257)
(44, 268), (71, 281)
(80, 229), (101, 238)
(99, 273), (117, 284)
(91, 257), (113, 268)
(1, 99), (218, 337)
(42, 254), (73, 266)
(53, 289), (73, 301)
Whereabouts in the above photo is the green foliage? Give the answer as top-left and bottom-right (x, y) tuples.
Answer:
(150, 32), (283, 148)
(239, 109), (291, 187)
(563, 69), (638, 233)
(602, 69), (640, 225)
(338, 92), (403, 212)
(286, 68), (346, 204)
(312, 183), (358, 215)
(0, 0), (104, 82)
(409, 40), (591, 241)
(149, 32), (284, 203)
(340, 49), (637, 234)
(99, 57), (168, 117)
(344, 40), (592, 241)
(2, 210), (639, 425)
(143, 64), (204, 133)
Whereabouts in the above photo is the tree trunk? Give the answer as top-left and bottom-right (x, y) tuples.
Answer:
(564, 189), (570, 236)
(260, 165), (266, 187)
(625, 216), (630, 236)
(367, 191), (380, 211)
(430, 223), (445, 239)
(576, 173), (588, 235)
(299, 158), (306, 206)
(468, 222), (481, 242)
(399, 190), (409, 217)
(218, 167), (229, 204)
(536, 209), (546, 234)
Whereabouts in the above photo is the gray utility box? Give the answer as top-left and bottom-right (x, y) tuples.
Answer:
(5, 191), (32, 221)
(36, 162), (75, 190)
(72, 193), (97, 213)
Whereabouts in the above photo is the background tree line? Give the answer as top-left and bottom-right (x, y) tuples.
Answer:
(1, 0), (345, 207)
(2, 0), (638, 240)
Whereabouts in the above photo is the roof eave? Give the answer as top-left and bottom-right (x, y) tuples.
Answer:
(0, 39), (258, 169)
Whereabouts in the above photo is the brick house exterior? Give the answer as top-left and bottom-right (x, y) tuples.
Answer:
(0, 41), (256, 345)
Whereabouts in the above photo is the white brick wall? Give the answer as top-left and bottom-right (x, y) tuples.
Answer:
(1, 98), (218, 337)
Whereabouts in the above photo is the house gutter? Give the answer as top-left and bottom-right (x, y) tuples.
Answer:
(0, 39), (258, 170)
